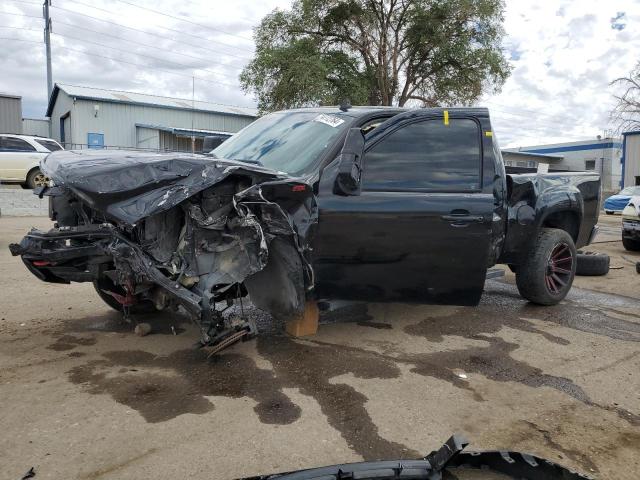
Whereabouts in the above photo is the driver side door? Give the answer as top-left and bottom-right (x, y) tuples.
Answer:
(312, 112), (494, 305)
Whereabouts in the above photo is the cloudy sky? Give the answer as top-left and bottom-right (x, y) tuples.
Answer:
(0, 0), (638, 146)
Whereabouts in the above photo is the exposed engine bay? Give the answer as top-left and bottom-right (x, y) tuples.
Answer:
(10, 150), (317, 351)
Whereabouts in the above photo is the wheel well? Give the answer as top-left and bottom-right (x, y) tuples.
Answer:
(542, 211), (579, 242)
(26, 166), (41, 178)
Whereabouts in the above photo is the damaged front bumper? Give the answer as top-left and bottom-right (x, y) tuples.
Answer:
(11, 223), (207, 317)
(10, 150), (319, 350)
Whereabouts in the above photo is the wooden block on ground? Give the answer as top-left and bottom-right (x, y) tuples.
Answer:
(286, 300), (319, 337)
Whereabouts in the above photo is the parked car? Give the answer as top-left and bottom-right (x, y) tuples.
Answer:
(10, 107), (601, 350)
(622, 195), (640, 251)
(0, 134), (63, 188)
(603, 186), (640, 214)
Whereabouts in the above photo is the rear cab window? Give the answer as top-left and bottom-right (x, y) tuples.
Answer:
(362, 118), (482, 192)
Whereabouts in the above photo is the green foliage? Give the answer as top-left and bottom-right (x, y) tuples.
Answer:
(241, 0), (512, 112)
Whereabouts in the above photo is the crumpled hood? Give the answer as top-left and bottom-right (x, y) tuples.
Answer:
(42, 149), (288, 225)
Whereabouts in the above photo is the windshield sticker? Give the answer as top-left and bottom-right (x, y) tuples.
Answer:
(313, 114), (345, 128)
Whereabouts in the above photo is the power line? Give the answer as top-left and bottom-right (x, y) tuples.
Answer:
(50, 18), (248, 69)
(3, 0), (42, 5)
(0, 36), (252, 94)
(112, 0), (254, 42)
(49, 29), (242, 81)
(0, 8), (254, 61)
(0, 25), (241, 83)
(0, 11), (42, 20)
(56, 1), (255, 55)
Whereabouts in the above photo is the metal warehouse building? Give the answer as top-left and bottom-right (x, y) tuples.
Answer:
(45, 84), (257, 152)
(503, 138), (623, 194)
(622, 131), (640, 188)
(0, 93), (50, 136)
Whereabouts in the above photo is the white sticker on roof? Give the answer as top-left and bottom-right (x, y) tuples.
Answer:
(313, 114), (345, 128)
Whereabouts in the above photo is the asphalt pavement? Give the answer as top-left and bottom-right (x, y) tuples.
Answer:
(0, 216), (638, 480)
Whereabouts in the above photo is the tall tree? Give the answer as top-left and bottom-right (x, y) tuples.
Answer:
(241, 0), (511, 112)
(611, 64), (640, 132)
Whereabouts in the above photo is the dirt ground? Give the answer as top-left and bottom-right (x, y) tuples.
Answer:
(1, 216), (639, 480)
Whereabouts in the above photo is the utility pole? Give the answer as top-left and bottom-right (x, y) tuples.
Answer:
(43, 0), (53, 137)
(191, 75), (195, 154)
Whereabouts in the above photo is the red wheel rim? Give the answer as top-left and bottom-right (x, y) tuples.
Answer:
(545, 242), (573, 295)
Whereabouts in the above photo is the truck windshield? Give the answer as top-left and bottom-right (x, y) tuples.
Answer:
(211, 111), (351, 175)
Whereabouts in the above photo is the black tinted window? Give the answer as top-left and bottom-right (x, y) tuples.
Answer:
(363, 118), (481, 191)
(0, 137), (37, 152)
(35, 139), (62, 151)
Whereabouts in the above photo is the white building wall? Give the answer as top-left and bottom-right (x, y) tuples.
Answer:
(0, 95), (22, 134)
(71, 98), (253, 148)
(22, 118), (50, 137)
(135, 126), (160, 150)
(624, 134), (640, 187)
(49, 92), (74, 146)
(507, 139), (623, 192)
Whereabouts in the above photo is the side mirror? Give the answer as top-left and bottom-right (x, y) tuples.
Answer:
(334, 128), (365, 196)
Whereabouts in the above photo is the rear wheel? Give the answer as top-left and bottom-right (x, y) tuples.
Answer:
(605, 210), (615, 215)
(622, 236), (640, 251)
(26, 168), (49, 189)
(516, 228), (576, 305)
(93, 277), (156, 314)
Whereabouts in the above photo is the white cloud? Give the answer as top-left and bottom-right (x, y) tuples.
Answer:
(482, 0), (640, 146)
(0, 0), (638, 148)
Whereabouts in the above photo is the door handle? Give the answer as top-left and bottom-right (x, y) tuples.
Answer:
(440, 213), (485, 223)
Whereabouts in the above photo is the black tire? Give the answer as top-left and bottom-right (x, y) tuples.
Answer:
(26, 168), (49, 189)
(575, 251), (609, 276)
(515, 228), (577, 305)
(605, 210), (615, 215)
(93, 278), (156, 314)
(622, 236), (640, 251)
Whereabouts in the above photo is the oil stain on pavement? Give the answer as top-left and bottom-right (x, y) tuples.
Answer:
(48, 334), (97, 351)
(64, 285), (640, 462)
(66, 336), (415, 460)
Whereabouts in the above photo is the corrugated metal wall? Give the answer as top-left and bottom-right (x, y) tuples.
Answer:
(50, 92), (74, 147)
(159, 131), (204, 152)
(69, 97), (253, 149)
(22, 118), (50, 137)
(624, 135), (640, 187)
(0, 95), (23, 134)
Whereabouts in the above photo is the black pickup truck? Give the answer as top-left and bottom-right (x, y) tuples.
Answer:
(10, 107), (600, 345)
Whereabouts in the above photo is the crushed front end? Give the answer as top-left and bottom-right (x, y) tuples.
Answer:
(10, 150), (317, 349)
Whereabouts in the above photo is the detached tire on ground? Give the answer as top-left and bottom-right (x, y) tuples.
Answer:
(622, 236), (640, 251)
(575, 250), (610, 276)
(515, 228), (577, 306)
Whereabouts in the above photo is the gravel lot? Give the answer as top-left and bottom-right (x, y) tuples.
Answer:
(1, 216), (639, 480)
